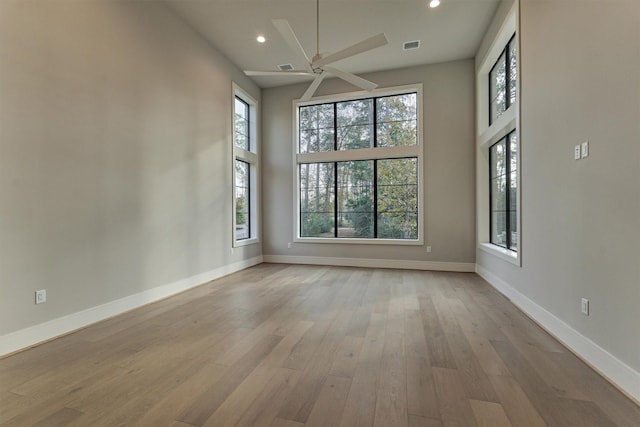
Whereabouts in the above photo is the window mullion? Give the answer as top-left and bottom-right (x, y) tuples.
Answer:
(373, 99), (378, 238)
(505, 138), (511, 249)
(334, 162), (338, 238)
(247, 166), (251, 238)
(297, 145), (419, 164)
(373, 159), (378, 238)
(247, 105), (251, 151)
(373, 98), (378, 148)
(333, 103), (338, 150)
(333, 103), (338, 238)
(236, 147), (257, 163)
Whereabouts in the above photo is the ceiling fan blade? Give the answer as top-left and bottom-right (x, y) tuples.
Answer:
(244, 70), (312, 76)
(301, 72), (327, 101)
(324, 67), (377, 92)
(272, 19), (313, 73)
(312, 33), (389, 68)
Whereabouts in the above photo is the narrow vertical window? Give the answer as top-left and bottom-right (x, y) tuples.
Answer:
(233, 85), (259, 245)
(235, 160), (250, 240)
(478, 22), (519, 263)
(489, 131), (518, 251)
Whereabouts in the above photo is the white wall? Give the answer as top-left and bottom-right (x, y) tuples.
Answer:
(476, 0), (640, 398)
(0, 0), (261, 345)
(262, 60), (476, 269)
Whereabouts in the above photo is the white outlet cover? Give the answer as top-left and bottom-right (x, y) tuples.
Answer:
(35, 289), (46, 304)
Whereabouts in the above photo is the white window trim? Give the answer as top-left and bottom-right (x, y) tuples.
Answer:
(476, 1), (521, 266)
(292, 84), (424, 245)
(232, 82), (260, 247)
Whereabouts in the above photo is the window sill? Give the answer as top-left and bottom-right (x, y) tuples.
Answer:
(294, 237), (423, 246)
(234, 237), (259, 248)
(478, 242), (520, 266)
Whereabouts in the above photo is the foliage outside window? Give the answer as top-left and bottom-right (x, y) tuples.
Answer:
(233, 87), (258, 244)
(489, 35), (517, 125)
(235, 160), (250, 240)
(490, 131), (518, 251)
(234, 97), (250, 151)
(296, 91), (421, 242)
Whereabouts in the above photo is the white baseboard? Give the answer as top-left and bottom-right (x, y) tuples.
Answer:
(0, 256), (263, 357)
(263, 254), (475, 272)
(476, 264), (640, 403)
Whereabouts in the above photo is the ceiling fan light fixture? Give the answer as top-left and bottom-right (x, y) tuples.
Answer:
(244, 1), (389, 100)
(429, 0), (441, 8)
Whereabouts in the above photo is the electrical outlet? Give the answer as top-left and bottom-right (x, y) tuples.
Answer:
(581, 298), (589, 316)
(35, 289), (47, 304)
(581, 141), (589, 158)
(574, 145), (581, 160)
(426, 246), (432, 253)
(287, 242), (292, 249)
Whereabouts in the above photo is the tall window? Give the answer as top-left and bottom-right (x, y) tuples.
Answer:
(295, 88), (422, 243)
(487, 33), (518, 252)
(490, 131), (518, 250)
(233, 85), (259, 245)
(476, 1), (520, 264)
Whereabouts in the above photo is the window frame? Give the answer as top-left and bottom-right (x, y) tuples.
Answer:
(489, 130), (518, 251)
(293, 84), (424, 245)
(489, 34), (517, 126)
(476, 1), (521, 265)
(232, 83), (260, 247)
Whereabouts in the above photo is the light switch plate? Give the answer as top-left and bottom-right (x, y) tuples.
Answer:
(581, 141), (589, 158)
(574, 145), (581, 160)
(581, 298), (589, 316)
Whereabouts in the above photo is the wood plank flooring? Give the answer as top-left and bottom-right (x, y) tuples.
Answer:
(1, 264), (638, 426)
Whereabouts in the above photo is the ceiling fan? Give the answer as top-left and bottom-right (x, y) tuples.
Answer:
(244, 0), (389, 101)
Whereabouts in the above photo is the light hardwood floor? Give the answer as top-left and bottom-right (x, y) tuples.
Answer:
(1, 264), (638, 426)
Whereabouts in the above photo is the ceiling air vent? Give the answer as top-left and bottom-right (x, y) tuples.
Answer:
(278, 63), (294, 71)
(403, 40), (421, 51)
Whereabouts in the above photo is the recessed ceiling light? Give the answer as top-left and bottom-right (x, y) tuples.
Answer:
(256, 35), (266, 43)
(429, 0), (440, 8)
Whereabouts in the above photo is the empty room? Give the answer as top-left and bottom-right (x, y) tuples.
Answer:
(0, 0), (638, 426)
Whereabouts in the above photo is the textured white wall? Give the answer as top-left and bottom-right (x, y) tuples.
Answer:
(0, 0), (261, 336)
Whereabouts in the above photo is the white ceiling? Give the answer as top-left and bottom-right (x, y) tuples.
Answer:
(165, 0), (501, 88)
